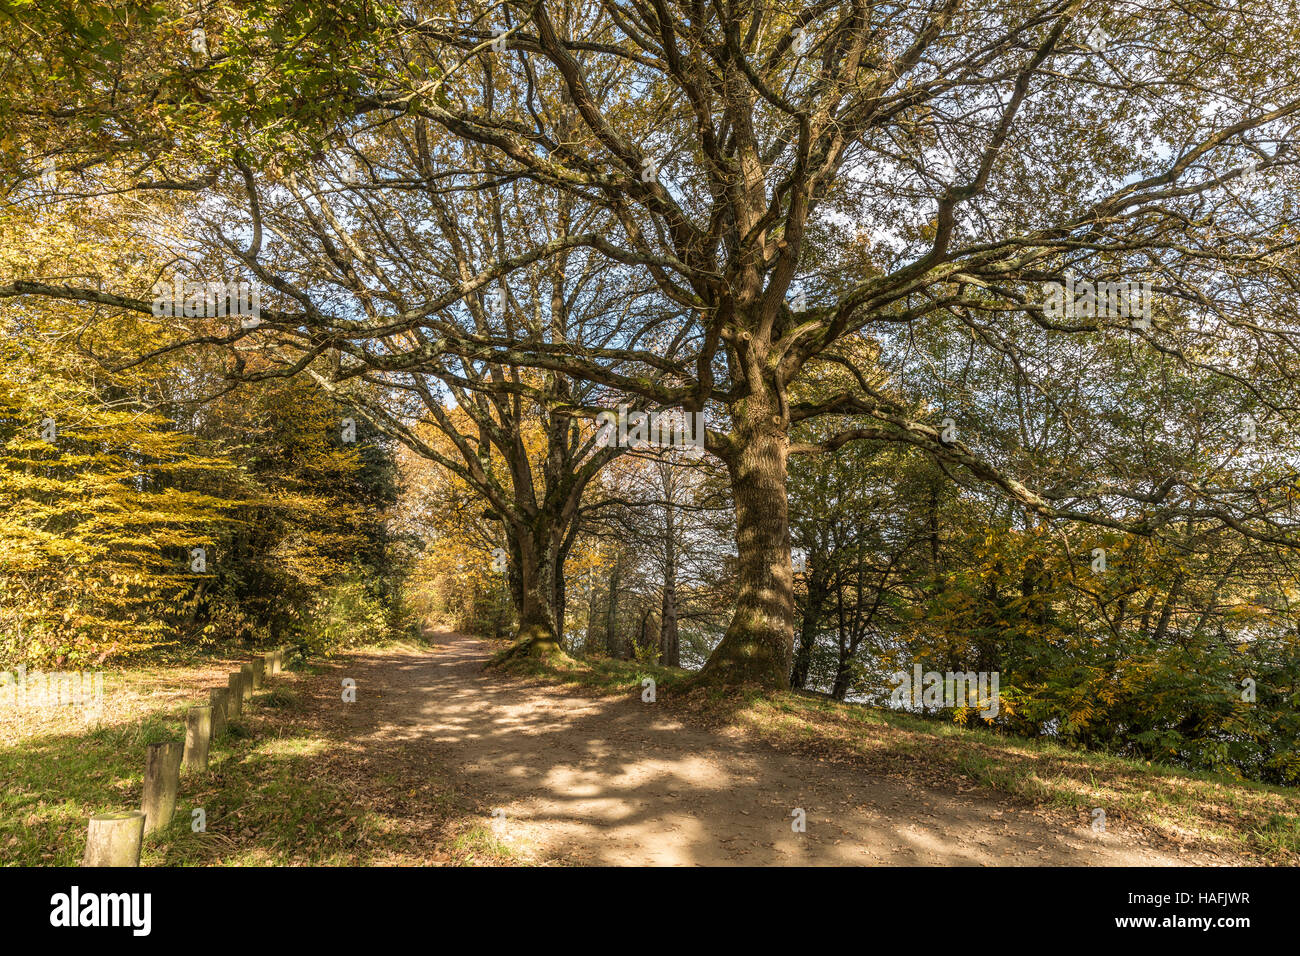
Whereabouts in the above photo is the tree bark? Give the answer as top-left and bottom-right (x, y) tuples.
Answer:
(605, 550), (623, 658)
(830, 568), (851, 699)
(698, 409), (794, 688)
(583, 567), (602, 653)
(791, 562), (828, 690)
(498, 520), (566, 660)
(639, 606), (655, 659)
(659, 495), (680, 667)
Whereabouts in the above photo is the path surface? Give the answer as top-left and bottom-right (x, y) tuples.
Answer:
(326, 630), (1210, 866)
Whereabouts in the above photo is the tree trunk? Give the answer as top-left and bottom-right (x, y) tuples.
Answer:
(583, 567), (602, 654)
(790, 564), (827, 689)
(830, 570), (851, 699)
(698, 415), (794, 687)
(660, 578), (680, 667)
(496, 521), (566, 661)
(659, 498), (680, 667)
(605, 551), (623, 658)
(518, 539), (559, 648)
(553, 548), (568, 646)
(639, 606), (656, 659)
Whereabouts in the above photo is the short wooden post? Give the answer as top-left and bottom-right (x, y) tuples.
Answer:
(239, 663), (255, 699)
(209, 687), (229, 737)
(141, 741), (182, 834)
(84, 811), (145, 866)
(227, 673), (244, 715)
(184, 705), (212, 771)
(250, 658), (265, 690)
(273, 648), (284, 673)
(263, 651), (276, 677)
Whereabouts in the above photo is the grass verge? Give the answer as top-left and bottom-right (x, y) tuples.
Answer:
(2, 643), (516, 866)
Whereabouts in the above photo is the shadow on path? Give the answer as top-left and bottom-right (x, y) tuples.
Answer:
(311, 630), (1205, 867)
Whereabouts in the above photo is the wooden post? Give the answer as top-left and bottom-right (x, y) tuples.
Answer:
(141, 741), (182, 834)
(209, 687), (229, 737)
(273, 648), (284, 673)
(227, 673), (244, 716)
(250, 658), (265, 691)
(184, 705), (211, 771)
(239, 663), (254, 699)
(264, 651), (276, 677)
(84, 811), (145, 866)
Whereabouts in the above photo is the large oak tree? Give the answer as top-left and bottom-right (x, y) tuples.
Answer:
(5, 0), (1300, 687)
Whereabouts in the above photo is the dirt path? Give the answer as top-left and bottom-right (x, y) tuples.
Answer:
(323, 630), (1215, 866)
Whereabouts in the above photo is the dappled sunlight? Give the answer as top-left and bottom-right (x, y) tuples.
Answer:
(252, 737), (331, 758)
(297, 631), (1211, 866)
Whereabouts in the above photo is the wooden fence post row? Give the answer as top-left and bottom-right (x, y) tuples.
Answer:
(227, 672), (244, 716)
(184, 705), (212, 772)
(83, 647), (295, 866)
(141, 741), (182, 835)
(83, 811), (145, 866)
(210, 687), (229, 738)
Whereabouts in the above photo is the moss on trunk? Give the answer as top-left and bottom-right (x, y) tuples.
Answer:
(696, 407), (795, 690)
(490, 617), (571, 666)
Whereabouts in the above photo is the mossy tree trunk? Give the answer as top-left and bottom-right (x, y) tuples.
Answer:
(496, 511), (571, 662)
(698, 386), (795, 689)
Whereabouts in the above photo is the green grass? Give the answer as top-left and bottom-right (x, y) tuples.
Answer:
(4, 713), (178, 865)
(1, 647), (501, 866)
(446, 825), (521, 865)
(1, 688), (382, 865)
(498, 651), (690, 696)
